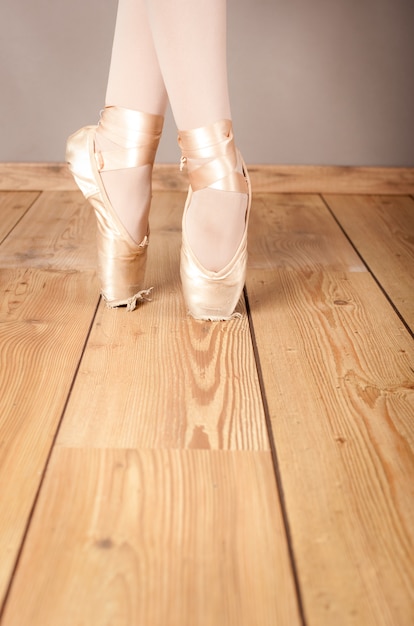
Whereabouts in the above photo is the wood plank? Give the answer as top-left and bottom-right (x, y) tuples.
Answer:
(0, 163), (78, 192)
(248, 165), (414, 195)
(0, 268), (99, 607)
(325, 194), (414, 331)
(0, 163), (187, 193)
(0, 191), (39, 243)
(57, 193), (269, 450)
(248, 193), (366, 271)
(1, 163), (413, 194)
(0, 190), (96, 270)
(1, 448), (301, 626)
(247, 268), (414, 625)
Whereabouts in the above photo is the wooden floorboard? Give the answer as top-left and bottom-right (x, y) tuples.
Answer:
(56, 293), (269, 451)
(0, 163), (78, 192)
(0, 165), (413, 625)
(0, 183), (100, 608)
(0, 191), (40, 243)
(247, 269), (414, 626)
(247, 165), (414, 195)
(1, 163), (413, 194)
(1, 449), (301, 626)
(247, 193), (366, 272)
(246, 191), (414, 625)
(0, 191), (96, 270)
(0, 268), (99, 607)
(325, 194), (414, 332)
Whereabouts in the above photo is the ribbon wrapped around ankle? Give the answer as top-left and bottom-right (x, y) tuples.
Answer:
(178, 119), (247, 193)
(96, 106), (164, 172)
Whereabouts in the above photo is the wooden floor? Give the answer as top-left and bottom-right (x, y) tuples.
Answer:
(0, 164), (413, 625)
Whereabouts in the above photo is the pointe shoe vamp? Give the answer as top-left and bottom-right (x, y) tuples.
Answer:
(180, 267), (244, 319)
(180, 233), (247, 281)
(180, 241), (246, 318)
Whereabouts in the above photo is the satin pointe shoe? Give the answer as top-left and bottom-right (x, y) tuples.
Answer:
(66, 106), (164, 310)
(178, 119), (251, 320)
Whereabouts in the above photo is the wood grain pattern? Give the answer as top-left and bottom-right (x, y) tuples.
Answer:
(248, 193), (366, 272)
(0, 163), (78, 191)
(247, 269), (414, 626)
(1, 163), (413, 194)
(0, 191), (96, 270)
(0, 268), (99, 606)
(0, 191), (39, 243)
(1, 164), (413, 625)
(56, 227), (269, 450)
(57, 191), (268, 450)
(247, 165), (414, 195)
(1, 448), (301, 626)
(325, 194), (414, 331)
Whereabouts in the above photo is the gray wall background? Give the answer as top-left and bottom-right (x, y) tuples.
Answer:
(1, 0), (413, 165)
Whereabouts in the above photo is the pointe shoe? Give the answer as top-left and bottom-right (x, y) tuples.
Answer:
(178, 119), (251, 320)
(66, 106), (163, 310)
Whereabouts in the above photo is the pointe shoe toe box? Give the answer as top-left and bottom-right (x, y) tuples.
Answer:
(180, 233), (247, 320)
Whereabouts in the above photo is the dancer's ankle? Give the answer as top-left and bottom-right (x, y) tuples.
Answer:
(93, 107), (163, 245)
(178, 120), (248, 272)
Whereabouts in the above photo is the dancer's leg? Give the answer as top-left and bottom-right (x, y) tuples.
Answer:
(145, 0), (230, 129)
(146, 0), (248, 271)
(96, 0), (168, 244)
(105, 0), (167, 114)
